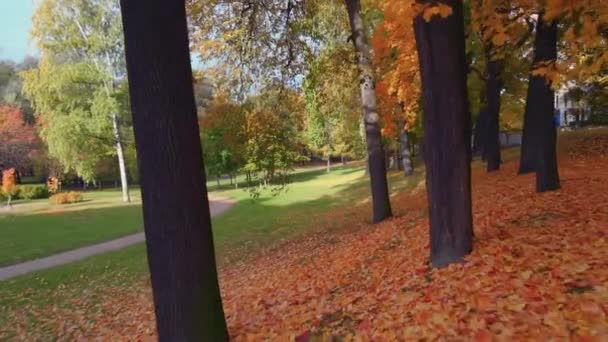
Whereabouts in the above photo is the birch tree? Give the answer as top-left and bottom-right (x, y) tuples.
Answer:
(22, 0), (131, 201)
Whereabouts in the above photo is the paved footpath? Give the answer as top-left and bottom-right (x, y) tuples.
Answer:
(0, 197), (235, 281)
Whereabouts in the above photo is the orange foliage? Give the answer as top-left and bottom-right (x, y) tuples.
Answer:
(0, 105), (42, 172)
(372, 0), (421, 139)
(49, 191), (84, 205)
(46, 176), (61, 195)
(1, 168), (17, 196)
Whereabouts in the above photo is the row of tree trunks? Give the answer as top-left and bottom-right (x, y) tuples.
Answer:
(414, 0), (474, 268)
(519, 16), (560, 192)
(119, 0), (229, 340)
(117, 0), (562, 337)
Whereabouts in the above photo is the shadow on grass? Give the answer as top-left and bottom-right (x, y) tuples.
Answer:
(207, 163), (364, 193)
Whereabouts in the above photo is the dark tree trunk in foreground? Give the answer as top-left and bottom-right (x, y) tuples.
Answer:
(119, 1), (229, 340)
(400, 128), (414, 176)
(345, 0), (392, 223)
(484, 58), (502, 172)
(532, 19), (560, 192)
(414, 0), (473, 268)
(519, 16), (559, 189)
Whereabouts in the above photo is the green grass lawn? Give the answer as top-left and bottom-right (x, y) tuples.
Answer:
(0, 189), (144, 266)
(0, 205), (143, 266)
(0, 163), (421, 267)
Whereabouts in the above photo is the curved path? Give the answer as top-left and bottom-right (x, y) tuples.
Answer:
(0, 196), (235, 281)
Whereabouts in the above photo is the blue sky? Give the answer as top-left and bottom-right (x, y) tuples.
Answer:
(0, 1), (37, 62)
(0, 1), (206, 68)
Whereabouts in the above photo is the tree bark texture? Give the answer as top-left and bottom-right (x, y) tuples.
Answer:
(119, 0), (229, 340)
(519, 17), (560, 191)
(414, 0), (474, 268)
(533, 19), (560, 192)
(519, 16), (559, 183)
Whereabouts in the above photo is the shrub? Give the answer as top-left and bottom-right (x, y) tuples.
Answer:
(46, 177), (60, 194)
(1, 169), (18, 204)
(18, 185), (49, 200)
(49, 191), (84, 205)
(66, 191), (83, 203)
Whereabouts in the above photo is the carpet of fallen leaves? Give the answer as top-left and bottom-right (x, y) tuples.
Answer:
(4, 133), (608, 341)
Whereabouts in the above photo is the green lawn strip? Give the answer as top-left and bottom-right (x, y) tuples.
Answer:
(0, 205), (143, 266)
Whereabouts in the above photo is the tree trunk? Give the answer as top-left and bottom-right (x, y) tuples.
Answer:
(400, 128), (414, 176)
(484, 58), (502, 172)
(345, 0), (392, 223)
(326, 155), (331, 173)
(414, 0), (473, 268)
(393, 148), (400, 171)
(119, 0), (229, 340)
(519, 16), (558, 177)
(112, 113), (131, 203)
(472, 111), (486, 158)
(472, 82), (487, 158)
(395, 144), (403, 171)
(532, 18), (560, 192)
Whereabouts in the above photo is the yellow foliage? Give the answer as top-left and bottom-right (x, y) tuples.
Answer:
(49, 191), (83, 205)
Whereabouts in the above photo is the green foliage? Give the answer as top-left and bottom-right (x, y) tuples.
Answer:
(241, 90), (307, 196)
(201, 97), (247, 180)
(203, 128), (240, 178)
(0, 57), (37, 121)
(21, 0), (132, 182)
(17, 185), (50, 200)
(303, 43), (365, 161)
(0, 188), (20, 202)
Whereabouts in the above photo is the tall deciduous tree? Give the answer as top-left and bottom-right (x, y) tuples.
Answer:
(22, 0), (131, 202)
(414, 0), (473, 267)
(119, 0), (228, 339)
(468, 0), (534, 172)
(371, 0), (422, 178)
(304, 45), (363, 173)
(345, 0), (392, 223)
(519, 15), (560, 191)
(187, 0), (308, 99)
